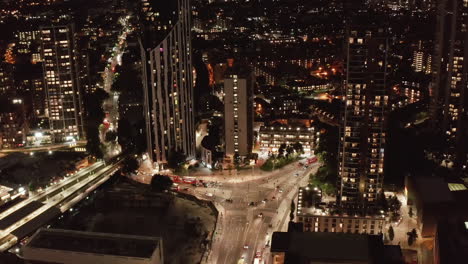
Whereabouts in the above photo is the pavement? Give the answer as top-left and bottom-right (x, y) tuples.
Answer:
(388, 193), (430, 264)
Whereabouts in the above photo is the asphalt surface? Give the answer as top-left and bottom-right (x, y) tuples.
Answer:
(186, 161), (321, 264)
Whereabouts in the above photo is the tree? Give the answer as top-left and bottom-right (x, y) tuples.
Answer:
(123, 157), (138, 174)
(377, 192), (389, 212)
(151, 174), (173, 192)
(389, 196), (401, 212)
(84, 89), (109, 158)
(390, 211), (401, 223)
(290, 200), (296, 221)
(388, 226), (394, 241)
(278, 143), (286, 158)
(286, 145), (295, 157)
(292, 142), (304, 154)
(411, 228), (418, 240)
(233, 153), (240, 166)
(105, 130), (117, 142)
(117, 118), (134, 153)
(408, 207), (413, 218)
(167, 149), (186, 169)
(407, 228), (418, 246)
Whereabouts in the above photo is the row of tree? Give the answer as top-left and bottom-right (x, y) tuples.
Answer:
(387, 226), (418, 246)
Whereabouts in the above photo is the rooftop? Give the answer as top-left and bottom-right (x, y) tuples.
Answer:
(437, 219), (468, 264)
(413, 177), (453, 204)
(26, 228), (161, 259)
(271, 231), (384, 263)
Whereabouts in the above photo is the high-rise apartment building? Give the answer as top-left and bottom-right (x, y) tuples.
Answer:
(431, 0), (468, 171)
(412, 41), (432, 74)
(338, 26), (389, 207)
(41, 24), (84, 142)
(223, 65), (254, 158)
(140, 0), (195, 166)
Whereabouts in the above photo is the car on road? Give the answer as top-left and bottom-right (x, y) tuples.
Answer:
(248, 201), (255, 206)
(205, 193), (213, 197)
(225, 199), (233, 203)
(262, 199), (267, 203)
(243, 245), (249, 249)
(258, 213), (263, 218)
(278, 189), (283, 193)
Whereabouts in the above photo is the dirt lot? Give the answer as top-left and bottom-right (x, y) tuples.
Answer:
(53, 180), (217, 264)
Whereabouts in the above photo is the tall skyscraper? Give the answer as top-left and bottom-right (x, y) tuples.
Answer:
(431, 0), (468, 171)
(140, 0), (195, 166)
(41, 24), (84, 142)
(338, 26), (389, 207)
(223, 65), (254, 158)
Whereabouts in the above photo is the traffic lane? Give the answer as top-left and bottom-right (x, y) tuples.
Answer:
(243, 214), (270, 263)
(218, 215), (246, 264)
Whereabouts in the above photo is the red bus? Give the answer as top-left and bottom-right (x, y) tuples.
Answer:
(307, 156), (318, 164)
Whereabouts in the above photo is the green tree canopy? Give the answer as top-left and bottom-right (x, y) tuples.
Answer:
(151, 174), (173, 192)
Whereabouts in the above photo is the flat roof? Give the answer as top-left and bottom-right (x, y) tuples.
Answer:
(271, 232), (383, 262)
(0, 185), (13, 195)
(27, 228), (160, 259)
(0, 201), (43, 230)
(414, 177), (453, 204)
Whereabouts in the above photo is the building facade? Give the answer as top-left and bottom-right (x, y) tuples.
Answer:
(338, 26), (389, 206)
(140, 0), (195, 165)
(223, 66), (254, 157)
(0, 100), (27, 149)
(412, 48), (431, 74)
(431, 0), (468, 172)
(259, 125), (319, 154)
(41, 24), (84, 142)
(295, 187), (386, 235)
(297, 212), (385, 235)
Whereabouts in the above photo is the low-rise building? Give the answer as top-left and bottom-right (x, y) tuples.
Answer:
(259, 125), (319, 154)
(285, 79), (331, 93)
(296, 187), (386, 235)
(434, 218), (468, 264)
(22, 228), (163, 264)
(271, 230), (402, 264)
(404, 175), (468, 237)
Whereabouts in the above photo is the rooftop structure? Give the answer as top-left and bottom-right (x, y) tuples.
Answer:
(435, 218), (468, 264)
(22, 228), (163, 264)
(271, 231), (402, 264)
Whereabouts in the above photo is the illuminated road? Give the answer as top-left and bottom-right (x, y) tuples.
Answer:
(0, 160), (121, 252)
(186, 161), (321, 264)
(0, 141), (86, 153)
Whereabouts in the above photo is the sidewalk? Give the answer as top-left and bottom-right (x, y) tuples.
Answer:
(389, 193), (432, 264)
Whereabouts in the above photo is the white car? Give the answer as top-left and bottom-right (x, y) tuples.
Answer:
(205, 193), (214, 197)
